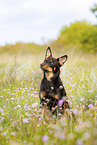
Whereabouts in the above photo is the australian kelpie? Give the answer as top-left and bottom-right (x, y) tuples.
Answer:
(39, 47), (73, 119)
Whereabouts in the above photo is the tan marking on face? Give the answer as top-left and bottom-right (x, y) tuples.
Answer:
(42, 64), (52, 72)
(47, 66), (52, 71)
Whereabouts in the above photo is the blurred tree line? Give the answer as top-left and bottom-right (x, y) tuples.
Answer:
(54, 21), (97, 53)
(0, 42), (47, 54)
(0, 21), (97, 54)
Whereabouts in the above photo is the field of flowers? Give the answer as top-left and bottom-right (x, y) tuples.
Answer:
(0, 51), (97, 145)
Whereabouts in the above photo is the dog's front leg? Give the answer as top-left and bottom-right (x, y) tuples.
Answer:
(57, 86), (67, 115)
(42, 105), (50, 121)
(42, 106), (45, 118)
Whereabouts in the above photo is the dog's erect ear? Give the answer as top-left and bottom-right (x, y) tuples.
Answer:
(57, 55), (68, 67)
(45, 47), (52, 58)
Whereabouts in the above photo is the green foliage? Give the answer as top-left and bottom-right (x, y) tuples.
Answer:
(91, 3), (97, 18)
(56, 21), (97, 53)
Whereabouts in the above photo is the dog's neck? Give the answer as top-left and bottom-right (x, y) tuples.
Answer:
(44, 69), (60, 81)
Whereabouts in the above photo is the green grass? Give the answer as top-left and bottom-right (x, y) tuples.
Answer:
(0, 51), (97, 145)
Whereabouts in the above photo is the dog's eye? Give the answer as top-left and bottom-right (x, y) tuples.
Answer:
(50, 60), (53, 63)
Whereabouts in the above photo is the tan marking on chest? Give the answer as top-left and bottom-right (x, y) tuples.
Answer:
(46, 72), (54, 81)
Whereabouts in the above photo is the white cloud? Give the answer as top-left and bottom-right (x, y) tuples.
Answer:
(0, 0), (97, 45)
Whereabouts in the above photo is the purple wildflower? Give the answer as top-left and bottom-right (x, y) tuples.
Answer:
(0, 108), (4, 113)
(23, 118), (29, 123)
(73, 109), (78, 115)
(58, 100), (63, 106)
(39, 118), (41, 121)
(82, 105), (85, 109)
(42, 135), (49, 142)
(11, 98), (15, 101)
(76, 140), (84, 145)
(6, 98), (9, 101)
(88, 104), (94, 108)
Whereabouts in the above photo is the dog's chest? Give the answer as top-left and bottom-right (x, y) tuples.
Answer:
(41, 79), (60, 95)
(45, 72), (54, 81)
(45, 81), (56, 94)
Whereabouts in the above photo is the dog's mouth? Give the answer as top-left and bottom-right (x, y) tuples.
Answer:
(40, 63), (52, 72)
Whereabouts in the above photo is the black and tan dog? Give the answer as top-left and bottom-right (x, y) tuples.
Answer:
(39, 47), (72, 119)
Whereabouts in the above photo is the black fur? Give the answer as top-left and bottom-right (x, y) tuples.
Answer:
(39, 47), (71, 116)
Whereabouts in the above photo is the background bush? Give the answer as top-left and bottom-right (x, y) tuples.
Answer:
(54, 21), (97, 53)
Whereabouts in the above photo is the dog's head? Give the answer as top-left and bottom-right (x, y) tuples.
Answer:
(40, 47), (68, 81)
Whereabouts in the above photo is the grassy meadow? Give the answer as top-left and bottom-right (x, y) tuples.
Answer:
(0, 46), (97, 145)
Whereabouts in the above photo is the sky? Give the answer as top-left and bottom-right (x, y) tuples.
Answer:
(0, 0), (97, 46)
